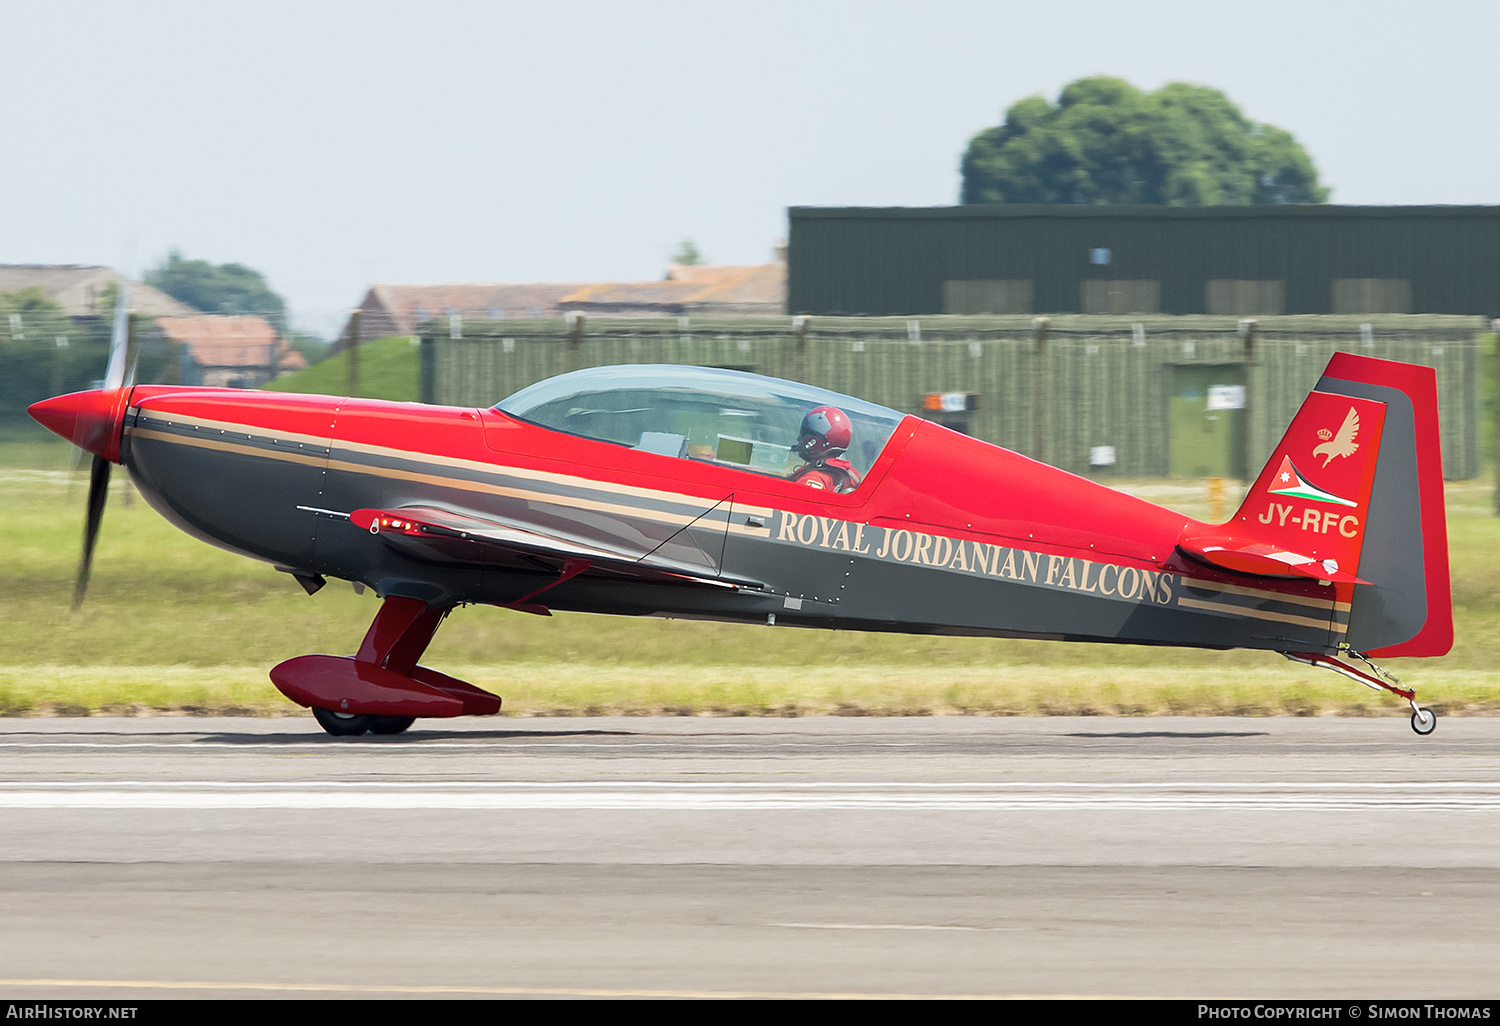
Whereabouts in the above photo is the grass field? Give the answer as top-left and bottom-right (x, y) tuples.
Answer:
(2, 431), (1497, 718)
(267, 335), (420, 401)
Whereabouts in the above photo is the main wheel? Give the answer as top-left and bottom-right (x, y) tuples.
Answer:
(369, 716), (416, 735)
(1410, 707), (1437, 736)
(313, 706), (377, 737)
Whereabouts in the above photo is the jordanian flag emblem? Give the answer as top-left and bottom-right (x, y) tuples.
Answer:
(1267, 456), (1358, 507)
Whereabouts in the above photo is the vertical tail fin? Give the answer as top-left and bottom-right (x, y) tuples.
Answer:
(1232, 388), (1388, 584)
(1230, 352), (1452, 656)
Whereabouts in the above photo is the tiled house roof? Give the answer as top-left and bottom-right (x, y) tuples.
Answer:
(0, 264), (197, 318)
(340, 260), (786, 347)
(156, 315), (306, 384)
(343, 283), (588, 348)
(557, 263), (786, 316)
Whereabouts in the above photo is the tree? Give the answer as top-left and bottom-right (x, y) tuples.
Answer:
(670, 240), (705, 266)
(960, 77), (1329, 206)
(144, 250), (288, 328)
(283, 332), (330, 366)
(0, 287), (65, 317)
(0, 289), (99, 423)
(0, 288), (75, 343)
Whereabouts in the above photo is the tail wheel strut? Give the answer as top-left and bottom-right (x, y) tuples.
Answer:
(1282, 650), (1436, 737)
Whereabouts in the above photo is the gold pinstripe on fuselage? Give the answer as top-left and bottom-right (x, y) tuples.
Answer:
(126, 406), (1344, 639)
(128, 410), (775, 538)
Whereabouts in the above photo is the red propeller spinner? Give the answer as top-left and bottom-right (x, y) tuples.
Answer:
(28, 387), (131, 463)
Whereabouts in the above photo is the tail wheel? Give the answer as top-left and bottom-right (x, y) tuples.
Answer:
(1410, 707), (1437, 736)
(312, 706), (377, 737)
(370, 716), (416, 735)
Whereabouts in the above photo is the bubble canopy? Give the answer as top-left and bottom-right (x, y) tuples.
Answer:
(495, 365), (906, 482)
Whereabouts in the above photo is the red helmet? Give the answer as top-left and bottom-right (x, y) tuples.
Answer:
(796, 405), (852, 460)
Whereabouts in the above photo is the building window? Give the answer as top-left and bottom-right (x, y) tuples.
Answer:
(942, 280), (1034, 314)
(1081, 280), (1159, 315)
(1206, 280), (1286, 316)
(1332, 279), (1411, 314)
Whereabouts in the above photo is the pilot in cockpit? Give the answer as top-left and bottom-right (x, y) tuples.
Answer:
(790, 405), (862, 493)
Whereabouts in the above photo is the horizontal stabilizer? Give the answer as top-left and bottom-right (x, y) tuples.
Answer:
(1177, 528), (1368, 585)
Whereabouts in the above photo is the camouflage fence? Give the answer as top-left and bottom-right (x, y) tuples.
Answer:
(423, 313), (1483, 480)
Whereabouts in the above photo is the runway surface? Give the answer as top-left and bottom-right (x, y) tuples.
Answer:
(2, 714), (1498, 998)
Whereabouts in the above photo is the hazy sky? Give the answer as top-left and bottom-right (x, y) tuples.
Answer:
(4, 0), (1497, 336)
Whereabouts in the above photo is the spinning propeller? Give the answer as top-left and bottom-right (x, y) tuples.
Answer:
(69, 283), (136, 609)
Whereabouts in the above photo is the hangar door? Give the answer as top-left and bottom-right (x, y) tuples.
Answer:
(1169, 364), (1246, 479)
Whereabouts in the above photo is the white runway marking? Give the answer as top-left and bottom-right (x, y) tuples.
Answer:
(7, 779), (1500, 789)
(2, 780), (1499, 811)
(0, 977), (1076, 999)
(770, 922), (1023, 932)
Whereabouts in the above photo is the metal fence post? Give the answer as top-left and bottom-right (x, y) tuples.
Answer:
(1241, 318), (1257, 480)
(419, 334), (435, 405)
(793, 315), (810, 382)
(347, 308), (361, 398)
(1032, 316), (1049, 462)
(566, 312), (586, 373)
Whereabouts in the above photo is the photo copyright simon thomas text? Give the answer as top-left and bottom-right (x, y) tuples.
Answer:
(1199, 1008), (1493, 1021)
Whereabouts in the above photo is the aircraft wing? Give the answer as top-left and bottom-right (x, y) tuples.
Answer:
(348, 506), (762, 590)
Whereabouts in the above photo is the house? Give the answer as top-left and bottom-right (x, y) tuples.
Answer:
(339, 283), (589, 352)
(155, 315), (307, 388)
(338, 246), (791, 348)
(556, 261), (787, 318)
(0, 265), (197, 318)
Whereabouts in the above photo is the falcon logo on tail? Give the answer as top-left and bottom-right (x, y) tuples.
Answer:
(1313, 407), (1360, 467)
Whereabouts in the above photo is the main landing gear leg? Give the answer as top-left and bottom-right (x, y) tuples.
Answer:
(270, 595), (504, 737)
(1282, 650), (1436, 736)
(346, 597), (445, 736)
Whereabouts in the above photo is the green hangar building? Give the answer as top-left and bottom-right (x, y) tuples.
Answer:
(786, 205), (1500, 318)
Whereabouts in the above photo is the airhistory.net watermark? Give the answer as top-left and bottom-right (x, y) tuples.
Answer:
(5, 1007), (137, 1020)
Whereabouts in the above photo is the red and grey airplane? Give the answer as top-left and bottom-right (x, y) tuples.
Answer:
(30, 306), (1452, 737)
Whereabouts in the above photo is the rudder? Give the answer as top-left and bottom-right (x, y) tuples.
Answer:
(1314, 352), (1452, 656)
